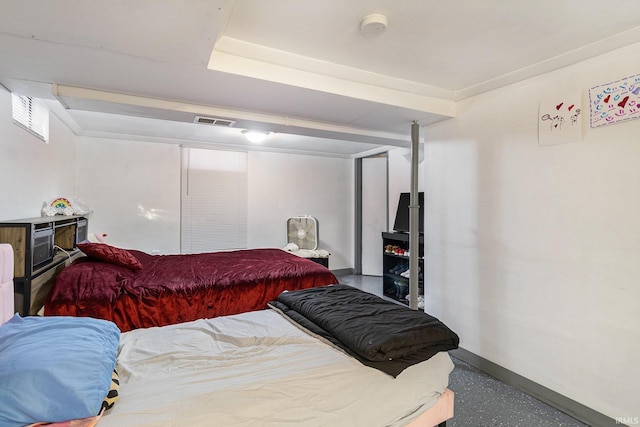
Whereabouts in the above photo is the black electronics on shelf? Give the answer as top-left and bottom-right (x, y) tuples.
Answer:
(393, 192), (424, 234)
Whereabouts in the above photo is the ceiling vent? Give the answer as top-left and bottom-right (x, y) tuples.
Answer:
(193, 116), (236, 127)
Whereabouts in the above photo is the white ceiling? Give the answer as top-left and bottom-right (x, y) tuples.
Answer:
(1, 0), (640, 157)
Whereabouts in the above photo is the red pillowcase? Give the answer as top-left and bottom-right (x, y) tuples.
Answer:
(77, 243), (143, 271)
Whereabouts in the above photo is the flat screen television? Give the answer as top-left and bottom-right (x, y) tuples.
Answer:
(393, 192), (424, 234)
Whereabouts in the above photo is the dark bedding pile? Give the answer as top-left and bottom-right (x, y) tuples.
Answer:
(269, 284), (459, 377)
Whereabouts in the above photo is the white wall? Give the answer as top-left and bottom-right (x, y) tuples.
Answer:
(75, 137), (181, 254)
(0, 88), (77, 220)
(73, 142), (354, 269)
(247, 151), (353, 270)
(1, 86), (355, 268)
(424, 42), (640, 419)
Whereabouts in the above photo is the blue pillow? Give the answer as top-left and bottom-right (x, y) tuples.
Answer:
(0, 314), (120, 427)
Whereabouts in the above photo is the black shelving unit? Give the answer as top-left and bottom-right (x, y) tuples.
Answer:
(382, 231), (424, 305)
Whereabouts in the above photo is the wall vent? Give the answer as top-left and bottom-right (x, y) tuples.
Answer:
(193, 116), (236, 127)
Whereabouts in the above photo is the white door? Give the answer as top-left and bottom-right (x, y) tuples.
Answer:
(361, 155), (387, 276)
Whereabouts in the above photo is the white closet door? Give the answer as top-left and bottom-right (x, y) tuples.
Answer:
(361, 155), (387, 276)
(181, 148), (248, 253)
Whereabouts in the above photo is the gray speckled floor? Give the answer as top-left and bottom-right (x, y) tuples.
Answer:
(338, 274), (590, 427)
(447, 357), (588, 427)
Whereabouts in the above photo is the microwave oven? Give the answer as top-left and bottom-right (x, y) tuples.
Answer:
(33, 226), (54, 269)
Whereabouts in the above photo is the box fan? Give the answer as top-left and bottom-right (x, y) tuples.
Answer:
(287, 216), (318, 250)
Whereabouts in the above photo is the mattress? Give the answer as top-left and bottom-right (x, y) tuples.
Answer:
(45, 248), (338, 331)
(99, 309), (454, 427)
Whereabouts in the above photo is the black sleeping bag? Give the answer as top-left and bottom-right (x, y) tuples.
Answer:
(268, 284), (459, 377)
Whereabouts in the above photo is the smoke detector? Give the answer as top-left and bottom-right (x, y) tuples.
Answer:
(360, 13), (388, 37)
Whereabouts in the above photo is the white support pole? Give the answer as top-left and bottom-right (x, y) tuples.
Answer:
(409, 121), (420, 310)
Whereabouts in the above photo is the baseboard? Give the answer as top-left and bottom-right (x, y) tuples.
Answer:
(332, 268), (353, 277)
(450, 348), (619, 427)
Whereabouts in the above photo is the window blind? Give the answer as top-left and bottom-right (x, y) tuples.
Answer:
(12, 94), (49, 143)
(180, 147), (248, 254)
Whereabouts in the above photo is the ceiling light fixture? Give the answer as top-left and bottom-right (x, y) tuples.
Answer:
(242, 129), (269, 143)
(360, 13), (388, 37)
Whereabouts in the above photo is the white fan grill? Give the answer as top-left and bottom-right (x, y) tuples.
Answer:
(287, 216), (318, 250)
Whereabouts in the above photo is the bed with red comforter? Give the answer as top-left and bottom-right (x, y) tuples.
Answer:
(44, 246), (338, 332)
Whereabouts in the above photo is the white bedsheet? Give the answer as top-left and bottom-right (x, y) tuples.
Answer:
(99, 309), (453, 427)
